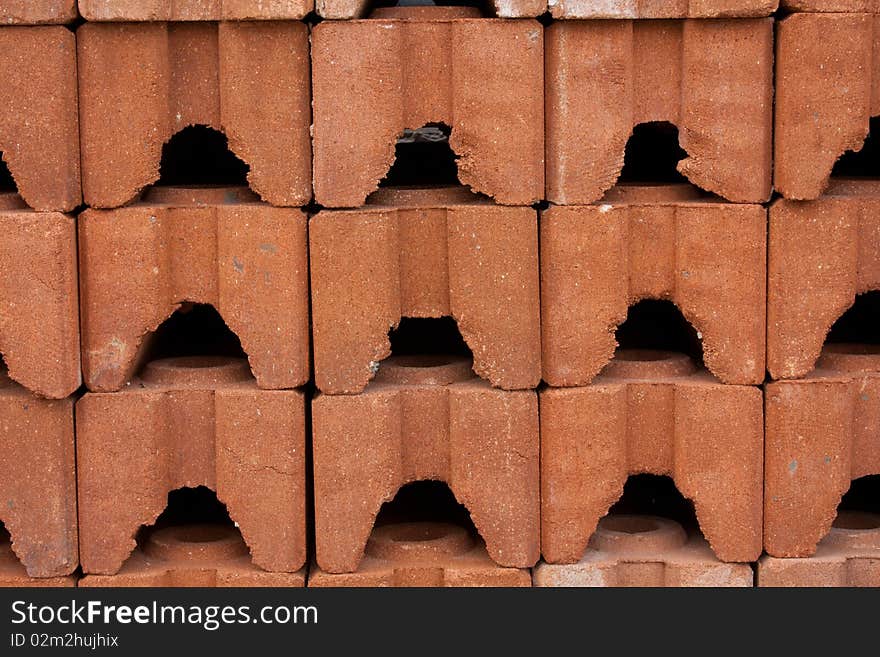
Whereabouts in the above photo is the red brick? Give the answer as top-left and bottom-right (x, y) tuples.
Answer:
(546, 19), (773, 204)
(0, 374), (76, 578)
(81, 525), (306, 587)
(759, 511), (880, 586)
(765, 345), (880, 557)
(313, 356), (540, 573)
(0, 1), (76, 23)
(768, 181), (880, 380)
(79, 187), (309, 392)
(78, 21), (311, 209)
(534, 515), (753, 586)
(77, 356), (306, 575)
(541, 350), (763, 564)
(0, 541), (74, 586)
(781, 1), (879, 11)
(0, 26), (81, 212)
(548, 0), (777, 18)
(310, 188), (540, 394)
(316, 2), (545, 18)
(79, 0), (312, 20)
(775, 13), (880, 200)
(541, 186), (766, 387)
(0, 195), (80, 399)
(308, 522), (530, 587)
(311, 8), (543, 208)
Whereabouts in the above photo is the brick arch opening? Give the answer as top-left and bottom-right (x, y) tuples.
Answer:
(387, 316), (472, 359)
(374, 480), (477, 534)
(825, 291), (880, 346)
(837, 475), (880, 518)
(609, 474), (699, 535)
(615, 299), (703, 364)
(832, 116), (880, 179)
(378, 123), (465, 189)
(157, 125), (249, 188)
(363, 1), (491, 18)
(0, 154), (16, 193)
(619, 121), (688, 185)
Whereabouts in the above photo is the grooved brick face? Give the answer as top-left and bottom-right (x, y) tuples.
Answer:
(0, 1), (77, 24)
(77, 21), (312, 208)
(765, 345), (880, 558)
(546, 19), (773, 204)
(77, 357), (307, 575)
(315, 1), (546, 19)
(541, 186), (766, 387)
(78, 187), (310, 392)
(78, 0), (313, 20)
(768, 181), (880, 380)
(775, 14), (880, 200)
(311, 11), (544, 208)
(310, 188), (541, 394)
(534, 516), (753, 587)
(0, 26), (81, 211)
(312, 356), (540, 573)
(548, 0), (777, 18)
(540, 351), (764, 564)
(0, 376), (77, 578)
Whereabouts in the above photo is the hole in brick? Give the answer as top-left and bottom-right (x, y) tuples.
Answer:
(615, 299), (703, 363)
(387, 317), (473, 359)
(157, 126), (249, 187)
(378, 123), (464, 189)
(832, 117), (880, 178)
(619, 122), (688, 185)
(837, 475), (880, 518)
(150, 487), (234, 530)
(825, 292), (880, 346)
(138, 303), (246, 368)
(608, 474), (700, 535)
(374, 481), (477, 535)
(367, 1), (490, 17)
(0, 155), (16, 193)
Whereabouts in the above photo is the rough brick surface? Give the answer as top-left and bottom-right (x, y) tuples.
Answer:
(0, 1), (76, 23)
(310, 188), (540, 394)
(765, 345), (880, 557)
(316, 2), (545, 19)
(546, 19), (773, 204)
(311, 8), (544, 208)
(77, 356), (306, 575)
(0, 26), (81, 211)
(0, 375), (76, 578)
(79, 0), (312, 20)
(534, 515), (753, 586)
(768, 180), (880, 380)
(541, 350), (763, 564)
(781, 1), (880, 11)
(79, 187), (309, 392)
(775, 14), (880, 200)
(81, 525), (307, 587)
(541, 185), (766, 387)
(78, 21), (311, 208)
(0, 195), (80, 399)
(309, 522), (530, 587)
(759, 512), (880, 586)
(0, 541), (74, 587)
(313, 356), (540, 573)
(549, 0), (777, 18)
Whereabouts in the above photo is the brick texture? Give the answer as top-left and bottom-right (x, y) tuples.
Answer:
(781, 1), (880, 11)
(549, 0), (777, 18)
(0, 1), (77, 23)
(78, 0), (312, 20)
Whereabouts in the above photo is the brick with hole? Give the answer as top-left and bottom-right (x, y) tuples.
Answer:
(79, 187), (309, 392)
(311, 7), (543, 208)
(78, 0), (312, 20)
(0, 26), (80, 211)
(541, 185), (766, 387)
(77, 20), (311, 208)
(548, 0), (777, 18)
(316, 1), (545, 18)
(541, 350), (763, 564)
(765, 344), (880, 558)
(545, 18), (772, 204)
(77, 356), (306, 575)
(313, 355), (540, 573)
(0, 1), (77, 23)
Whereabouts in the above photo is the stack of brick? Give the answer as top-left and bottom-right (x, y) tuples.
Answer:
(762, 0), (880, 587)
(308, 4), (542, 587)
(74, 2), (311, 587)
(0, 4), (80, 587)
(535, 0), (772, 587)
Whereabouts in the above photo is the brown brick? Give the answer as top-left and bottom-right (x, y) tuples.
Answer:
(78, 21), (311, 209)
(541, 186), (766, 387)
(534, 515), (753, 586)
(541, 350), (763, 564)
(81, 525), (306, 587)
(0, 195), (80, 399)
(759, 512), (880, 586)
(765, 345), (880, 557)
(0, 1), (77, 24)
(0, 26), (81, 211)
(0, 375), (76, 578)
(310, 188), (540, 394)
(309, 522), (530, 587)
(313, 356), (540, 573)
(316, 2), (545, 18)
(546, 19), (773, 204)
(548, 0), (777, 18)
(79, 0), (312, 20)
(768, 181), (880, 380)
(775, 13), (880, 200)
(77, 356), (306, 575)
(0, 541), (74, 586)
(781, 1), (879, 11)
(79, 187), (309, 392)
(311, 8), (543, 208)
